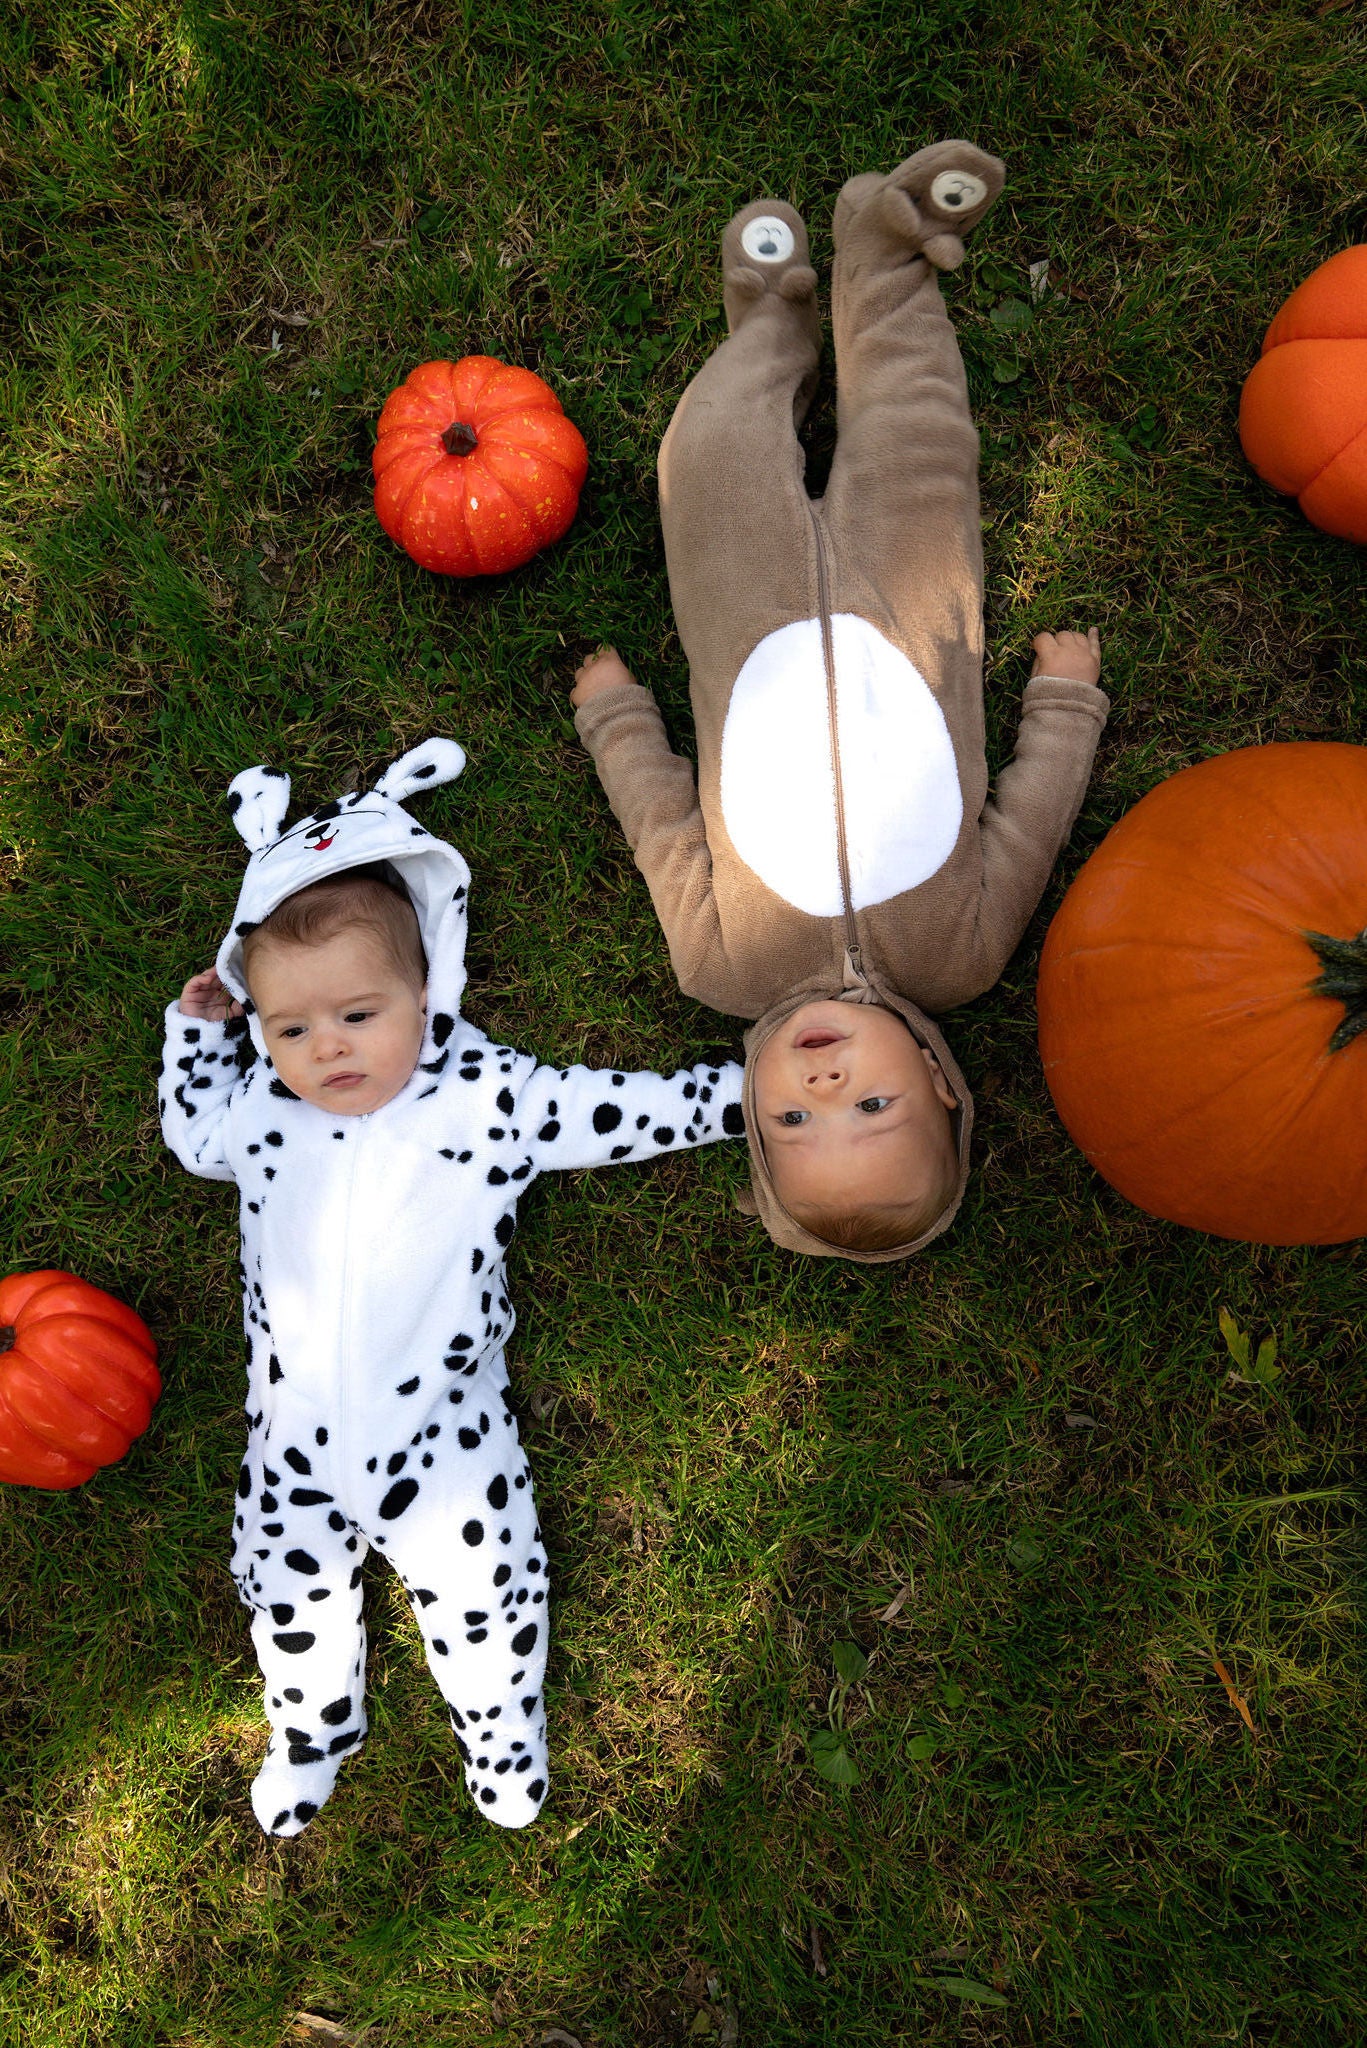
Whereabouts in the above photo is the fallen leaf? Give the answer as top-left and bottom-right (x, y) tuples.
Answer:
(919, 1974), (1009, 2009)
(1028, 258), (1050, 299)
(877, 1581), (913, 1622)
(290, 2018), (368, 2046)
(541, 2032), (586, 2048)
(268, 306), (312, 326)
(1212, 1653), (1256, 1732)
(1064, 1411), (1097, 1429)
(810, 1920), (828, 1977)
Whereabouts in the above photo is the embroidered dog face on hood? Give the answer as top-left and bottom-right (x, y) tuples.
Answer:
(215, 738), (470, 1069)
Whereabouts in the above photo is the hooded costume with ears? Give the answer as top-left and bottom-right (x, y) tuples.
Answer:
(574, 142), (1109, 1260)
(159, 740), (744, 1836)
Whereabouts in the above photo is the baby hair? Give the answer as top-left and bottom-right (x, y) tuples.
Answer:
(790, 1193), (950, 1254)
(242, 865), (427, 992)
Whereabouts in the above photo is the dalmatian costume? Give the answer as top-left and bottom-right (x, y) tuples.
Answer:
(159, 739), (744, 1836)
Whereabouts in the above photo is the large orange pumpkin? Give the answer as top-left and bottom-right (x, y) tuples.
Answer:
(1238, 246), (1367, 544)
(372, 356), (589, 576)
(1037, 743), (1367, 1244)
(0, 1270), (161, 1488)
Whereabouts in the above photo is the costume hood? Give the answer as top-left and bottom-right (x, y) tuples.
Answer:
(738, 966), (974, 1262)
(215, 738), (470, 1065)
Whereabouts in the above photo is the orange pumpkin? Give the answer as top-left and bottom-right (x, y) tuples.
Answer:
(372, 356), (589, 576)
(1238, 246), (1367, 544)
(0, 1270), (161, 1488)
(1037, 743), (1367, 1244)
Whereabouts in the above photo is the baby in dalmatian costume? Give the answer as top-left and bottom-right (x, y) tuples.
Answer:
(159, 738), (744, 1836)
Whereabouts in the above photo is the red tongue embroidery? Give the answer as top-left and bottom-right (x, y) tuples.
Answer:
(311, 834), (335, 851)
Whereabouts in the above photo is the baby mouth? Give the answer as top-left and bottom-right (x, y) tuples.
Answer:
(325, 1072), (366, 1087)
(794, 1029), (844, 1049)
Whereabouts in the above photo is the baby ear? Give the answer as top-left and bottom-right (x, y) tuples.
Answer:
(226, 765), (291, 851)
(374, 737), (466, 803)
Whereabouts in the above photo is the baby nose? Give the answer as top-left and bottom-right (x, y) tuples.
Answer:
(805, 1060), (846, 1087)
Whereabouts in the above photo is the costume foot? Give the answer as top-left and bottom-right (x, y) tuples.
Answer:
(833, 141), (1005, 272)
(720, 199), (822, 418)
(250, 1740), (349, 1837)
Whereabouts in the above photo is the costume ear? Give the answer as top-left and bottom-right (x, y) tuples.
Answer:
(374, 737), (466, 803)
(226, 765), (291, 851)
(734, 1186), (760, 1216)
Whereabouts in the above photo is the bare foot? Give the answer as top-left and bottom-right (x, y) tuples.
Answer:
(571, 645), (637, 709)
(1030, 627), (1102, 686)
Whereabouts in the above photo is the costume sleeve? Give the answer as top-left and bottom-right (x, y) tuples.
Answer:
(975, 675), (1109, 981)
(158, 1004), (243, 1182)
(516, 1056), (745, 1175)
(573, 682), (731, 1005)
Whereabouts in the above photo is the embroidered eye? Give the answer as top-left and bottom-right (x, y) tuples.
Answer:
(857, 1096), (891, 1114)
(780, 1110), (809, 1126)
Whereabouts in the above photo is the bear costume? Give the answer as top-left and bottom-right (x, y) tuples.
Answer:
(574, 143), (1110, 1259)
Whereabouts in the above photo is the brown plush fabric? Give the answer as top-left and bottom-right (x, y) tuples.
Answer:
(576, 143), (1109, 1257)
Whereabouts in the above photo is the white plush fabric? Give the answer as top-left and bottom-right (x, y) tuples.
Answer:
(160, 740), (743, 1835)
(718, 612), (964, 917)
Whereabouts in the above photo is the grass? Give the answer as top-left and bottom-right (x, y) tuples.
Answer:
(2, 0), (1366, 2042)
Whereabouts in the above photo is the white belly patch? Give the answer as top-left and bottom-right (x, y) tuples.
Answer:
(719, 614), (963, 916)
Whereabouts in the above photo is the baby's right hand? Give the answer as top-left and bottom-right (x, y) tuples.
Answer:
(178, 968), (241, 1022)
(571, 644), (637, 709)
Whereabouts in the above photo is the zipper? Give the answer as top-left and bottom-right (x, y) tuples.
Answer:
(809, 511), (865, 983)
(335, 1115), (368, 1475)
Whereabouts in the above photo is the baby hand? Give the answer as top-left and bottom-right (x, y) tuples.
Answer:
(1031, 627), (1101, 686)
(179, 968), (242, 1022)
(571, 644), (637, 709)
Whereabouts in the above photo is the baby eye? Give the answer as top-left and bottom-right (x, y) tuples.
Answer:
(278, 1025), (306, 1040)
(857, 1096), (891, 1114)
(343, 1009), (374, 1024)
(780, 1110), (808, 1126)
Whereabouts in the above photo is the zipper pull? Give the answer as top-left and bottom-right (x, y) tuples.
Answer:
(843, 942), (866, 986)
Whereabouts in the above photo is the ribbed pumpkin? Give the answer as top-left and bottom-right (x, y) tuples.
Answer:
(0, 1270), (161, 1488)
(1037, 743), (1367, 1244)
(373, 356), (588, 576)
(1239, 246), (1367, 544)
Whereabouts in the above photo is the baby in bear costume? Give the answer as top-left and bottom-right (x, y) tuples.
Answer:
(159, 739), (743, 1835)
(573, 143), (1107, 1259)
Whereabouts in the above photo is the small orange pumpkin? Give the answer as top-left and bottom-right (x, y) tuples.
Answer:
(1037, 743), (1367, 1245)
(1238, 246), (1367, 544)
(0, 1270), (161, 1488)
(373, 356), (589, 576)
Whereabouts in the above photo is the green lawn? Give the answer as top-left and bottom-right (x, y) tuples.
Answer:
(2, 2), (1365, 2043)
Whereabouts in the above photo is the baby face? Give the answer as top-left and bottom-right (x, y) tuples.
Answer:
(249, 928), (427, 1116)
(751, 1000), (958, 1218)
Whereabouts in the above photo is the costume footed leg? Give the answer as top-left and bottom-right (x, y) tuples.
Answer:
(231, 1439), (371, 1837)
(659, 199), (825, 690)
(384, 1361), (551, 1830)
(824, 141), (1005, 635)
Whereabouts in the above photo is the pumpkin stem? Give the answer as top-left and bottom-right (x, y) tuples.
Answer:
(1307, 925), (1367, 1052)
(0, 1326), (13, 1355)
(441, 420), (479, 457)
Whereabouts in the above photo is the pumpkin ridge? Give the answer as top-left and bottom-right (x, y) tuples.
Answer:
(1291, 403), (1367, 499)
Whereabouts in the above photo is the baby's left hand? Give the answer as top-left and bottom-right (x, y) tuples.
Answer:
(1031, 627), (1102, 686)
